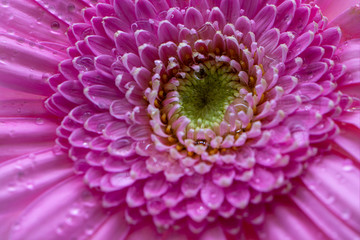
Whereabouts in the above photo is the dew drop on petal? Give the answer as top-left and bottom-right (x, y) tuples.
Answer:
(67, 4), (75, 13)
(341, 210), (351, 220)
(35, 118), (44, 125)
(1, 0), (9, 7)
(51, 21), (60, 30)
(7, 183), (16, 192)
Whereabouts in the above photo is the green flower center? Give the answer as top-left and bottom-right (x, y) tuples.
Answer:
(177, 62), (246, 129)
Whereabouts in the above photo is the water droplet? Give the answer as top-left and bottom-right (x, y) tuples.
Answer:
(52, 145), (63, 155)
(26, 181), (34, 190)
(16, 37), (25, 43)
(81, 190), (97, 207)
(97, 123), (106, 132)
(51, 21), (60, 30)
(346, 106), (360, 112)
(308, 184), (316, 190)
(343, 164), (354, 172)
(42, 73), (50, 82)
(12, 221), (21, 231)
(69, 207), (81, 216)
(56, 225), (64, 235)
(67, 4), (75, 12)
(1, 0), (9, 7)
(341, 210), (351, 220)
(85, 228), (94, 235)
(8, 183), (16, 192)
(325, 195), (335, 204)
(65, 216), (74, 225)
(35, 118), (44, 125)
(82, 137), (92, 147)
(74, 56), (94, 72)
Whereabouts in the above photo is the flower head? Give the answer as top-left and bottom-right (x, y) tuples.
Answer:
(1, 0), (360, 239)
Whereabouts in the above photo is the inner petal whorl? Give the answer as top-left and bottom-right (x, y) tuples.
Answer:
(176, 61), (247, 129)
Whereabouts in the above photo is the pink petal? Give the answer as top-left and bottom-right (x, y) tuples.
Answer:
(253, 5), (277, 37)
(301, 153), (360, 231)
(291, 181), (360, 239)
(220, 0), (241, 23)
(0, 149), (72, 216)
(91, 210), (130, 240)
(0, 0), (69, 44)
(259, 197), (328, 240)
(200, 180), (224, 210)
(184, 7), (204, 29)
(316, 0), (360, 22)
(8, 177), (107, 240)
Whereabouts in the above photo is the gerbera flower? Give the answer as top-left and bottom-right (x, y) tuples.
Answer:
(1, 0), (359, 239)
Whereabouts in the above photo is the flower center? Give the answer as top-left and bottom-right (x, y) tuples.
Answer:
(178, 61), (244, 129)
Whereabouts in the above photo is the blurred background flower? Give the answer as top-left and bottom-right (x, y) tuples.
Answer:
(0, 0), (359, 239)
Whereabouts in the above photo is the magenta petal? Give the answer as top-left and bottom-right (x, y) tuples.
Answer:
(108, 137), (135, 157)
(200, 181), (224, 209)
(158, 20), (179, 43)
(144, 174), (169, 199)
(8, 177), (107, 240)
(253, 5), (276, 37)
(184, 7), (204, 29)
(139, 44), (159, 70)
(114, 0), (136, 25)
(0, 0), (69, 44)
(135, 0), (157, 20)
(115, 31), (137, 54)
(301, 154), (360, 231)
(84, 85), (121, 109)
(187, 198), (210, 222)
(208, 7), (226, 30)
(220, 0), (241, 23)
(291, 182), (360, 239)
(249, 167), (276, 192)
(0, 150), (72, 214)
(91, 210), (130, 240)
(329, 5), (360, 40)
(85, 35), (113, 56)
(259, 197), (328, 240)
(181, 174), (204, 197)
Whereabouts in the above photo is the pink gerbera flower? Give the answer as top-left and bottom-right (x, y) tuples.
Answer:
(1, 0), (359, 239)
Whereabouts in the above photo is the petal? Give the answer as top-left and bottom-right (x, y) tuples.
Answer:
(0, 149), (73, 215)
(114, 0), (136, 26)
(91, 210), (130, 240)
(0, 34), (60, 96)
(301, 154), (360, 232)
(126, 221), (161, 240)
(85, 35), (114, 56)
(253, 5), (277, 37)
(33, 0), (86, 25)
(0, 117), (57, 146)
(220, 0), (241, 23)
(84, 85), (121, 109)
(0, 0), (69, 44)
(8, 177), (108, 240)
(184, 7), (204, 29)
(333, 124), (360, 162)
(259, 197), (328, 240)
(135, 0), (157, 20)
(330, 4), (360, 40)
(200, 181), (225, 210)
(291, 181), (360, 239)
(158, 20), (179, 43)
(317, 0), (360, 22)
